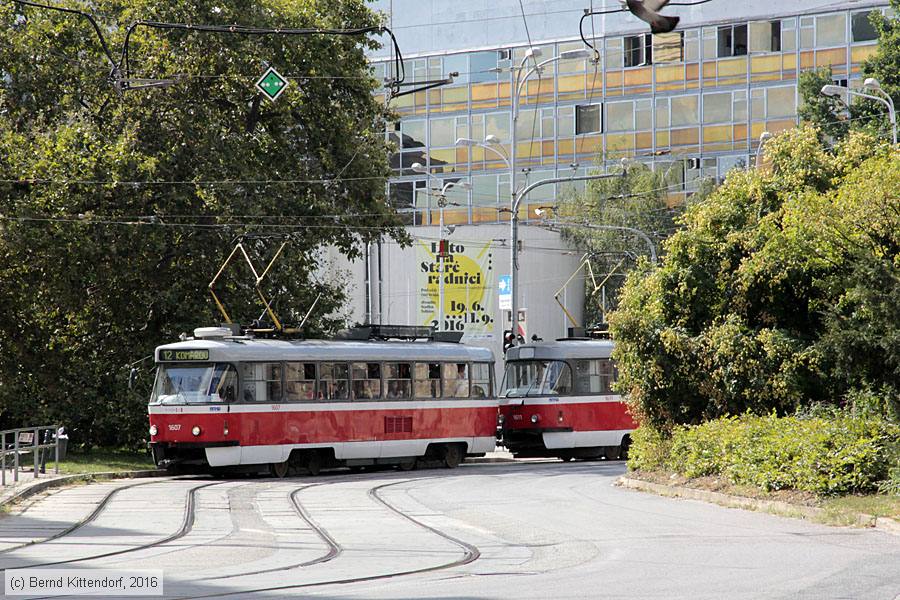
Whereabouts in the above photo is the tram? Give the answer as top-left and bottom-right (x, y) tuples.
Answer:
(147, 325), (497, 476)
(499, 332), (635, 461)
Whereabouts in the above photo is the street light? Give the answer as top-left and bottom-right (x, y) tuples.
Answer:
(754, 131), (772, 169)
(821, 81), (896, 145)
(456, 46), (595, 347)
(410, 162), (471, 332)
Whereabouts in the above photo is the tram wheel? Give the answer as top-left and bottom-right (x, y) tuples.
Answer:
(270, 461), (290, 478)
(442, 444), (462, 469)
(305, 452), (322, 476)
(398, 458), (417, 471)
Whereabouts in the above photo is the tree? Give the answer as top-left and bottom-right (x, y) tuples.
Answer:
(558, 161), (710, 325)
(799, 3), (900, 143)
(0, 0), (404, 446)
(609, 126), (898, 431)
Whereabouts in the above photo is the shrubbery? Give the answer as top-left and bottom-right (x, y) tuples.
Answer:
(628, 414), (900, 496)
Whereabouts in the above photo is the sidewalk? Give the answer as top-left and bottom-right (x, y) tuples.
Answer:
(0, 467), (68, 506)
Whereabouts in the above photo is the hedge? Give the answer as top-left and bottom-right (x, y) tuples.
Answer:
(628, 414), (900, 496)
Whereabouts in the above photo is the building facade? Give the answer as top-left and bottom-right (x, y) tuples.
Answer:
(337, 1), (887, 369)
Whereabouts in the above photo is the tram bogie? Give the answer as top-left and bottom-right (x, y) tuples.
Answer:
(147, 325), (497, 476)
(499, 337), (635, 461)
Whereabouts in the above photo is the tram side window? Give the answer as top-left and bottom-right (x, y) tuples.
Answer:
(442, 363), (470, 398)
(470, 362), (492, 398)
(285, 362), (316, 401)
(385, 363), (412, 399)
(573, 359), (614, 394)
(414, 363), (441, 399)
(242, 362), (282, 402)
(352, 362), (382, 400)
(319, 363), (350, 400)
(208, 364), (237, 403)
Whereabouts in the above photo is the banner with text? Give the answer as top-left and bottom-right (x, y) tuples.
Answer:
(417, 240), (496, 340)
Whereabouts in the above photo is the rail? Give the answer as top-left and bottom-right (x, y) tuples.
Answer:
(0, 425), (61, 486)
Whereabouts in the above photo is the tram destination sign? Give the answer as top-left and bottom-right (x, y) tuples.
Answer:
(159, 349), (210, 361)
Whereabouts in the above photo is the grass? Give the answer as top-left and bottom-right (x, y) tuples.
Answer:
(43, 449), (155, 474)
(820, 494), (900, 523)
(627, 469), (900, 528)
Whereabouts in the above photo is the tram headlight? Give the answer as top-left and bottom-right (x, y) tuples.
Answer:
(191, 425), (201, 436)
(498, 414), (505, 425)
(149, 425), (158, 436)
(531, 414), (540, 424)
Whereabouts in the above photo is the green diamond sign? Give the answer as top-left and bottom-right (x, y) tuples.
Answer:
(255, 67), (289, 101)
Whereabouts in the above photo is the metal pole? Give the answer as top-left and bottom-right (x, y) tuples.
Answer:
(33, 427), (39, 478)
(438, 195), (445, 331)
(14, 431), (19, 483)
(55, 427), (59, 475)
(2, 431), (6, 486)
(509, 65), (519, 347)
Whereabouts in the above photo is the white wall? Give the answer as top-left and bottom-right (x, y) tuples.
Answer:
(326, 224), (586, 383)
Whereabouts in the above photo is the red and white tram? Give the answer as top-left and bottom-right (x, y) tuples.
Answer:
(499, 335), (635, 461)
(148, 325), (497, 475)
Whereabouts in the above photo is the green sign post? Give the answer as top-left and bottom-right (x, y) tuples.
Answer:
(255, 67), (289, 101)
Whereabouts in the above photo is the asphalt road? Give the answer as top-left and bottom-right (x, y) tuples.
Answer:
(0, 461), (898, 599)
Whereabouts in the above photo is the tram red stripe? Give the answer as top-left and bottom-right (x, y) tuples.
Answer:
(150, 406), (498, 445)
(501, 400), (635, 432)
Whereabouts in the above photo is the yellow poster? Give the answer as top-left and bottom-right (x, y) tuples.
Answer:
(417, 239), (496, 340)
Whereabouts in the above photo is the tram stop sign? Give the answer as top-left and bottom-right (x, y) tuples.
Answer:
(255, 67), (289, 101)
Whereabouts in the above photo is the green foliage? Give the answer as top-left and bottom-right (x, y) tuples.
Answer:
(630, 415), (900, 496)
(624, 423), (671, 472)
(610, 126), (898, 430)
(798, 4), (900, 143)
(0, 0), (404, 446)
(559, 161), (697, 324)
(798, 67), (850, 143)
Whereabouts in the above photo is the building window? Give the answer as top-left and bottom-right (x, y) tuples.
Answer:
(653, 31), (683, 63)
(799, 16), (815, 49)
(717, 24), (748, 57)
(625, 33), (652, 67)
(816, 13), (847, 48)
(703, 92), (732, 124)
(852, 10), (880, 43)
(575, 104), (602, 134)
(749, 21), (781, 53)
(606, 101), (634, 132)
(470, 51), (498, 83)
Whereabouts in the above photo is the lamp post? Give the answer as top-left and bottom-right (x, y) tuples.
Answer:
(411, 163), (471, 331)
(754, 131), (772, 169)
(821, 80), (896, 145)
(456, 47), (593, 346)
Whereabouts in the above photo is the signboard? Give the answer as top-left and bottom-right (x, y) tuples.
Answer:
(417, 239), (495, 340)
(158, 349), (210, 362)
(498, 274), (511, 310)
(255, 67), (289, 101)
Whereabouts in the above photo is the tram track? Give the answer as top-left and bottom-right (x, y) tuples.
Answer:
(173, 474), (481, 599)
(0, 479), (166, 556)
(196, 483), (342, 581)
(0, 479), (225, 571)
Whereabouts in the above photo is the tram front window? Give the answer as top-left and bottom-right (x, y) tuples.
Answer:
(502, 360), (572, 397)
(150, 363), (237, 404)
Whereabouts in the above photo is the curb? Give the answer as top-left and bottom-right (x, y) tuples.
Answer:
(1, 470), (167, 509)
(616, 476), (900, 536)
(466, 457), (517, 464)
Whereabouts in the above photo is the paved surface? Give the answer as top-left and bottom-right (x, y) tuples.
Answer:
(0, 460), (897, 599)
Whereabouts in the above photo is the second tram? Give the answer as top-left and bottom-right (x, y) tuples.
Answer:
(148, 325), (497, 475)
(499, 335), (635, 460)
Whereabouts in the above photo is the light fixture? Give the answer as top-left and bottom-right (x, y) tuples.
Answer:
(411, 162), (428, 174)
(559, 48), (592, 60)
(524, 47), (542, 60)
(820, 84), (847, 98)
(864, 77), (882, 91)
(455, 137), (478, 147)
(192, 425), (201, 436)
(484, 134), (503, 145)
(149, 425), (158, 436)
(530, 414), (540, 423)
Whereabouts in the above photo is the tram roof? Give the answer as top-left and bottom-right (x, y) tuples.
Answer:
(155, 337), (494, 363)
(506, 339), (615, 361)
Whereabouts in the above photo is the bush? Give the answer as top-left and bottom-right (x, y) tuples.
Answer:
(629, 414), (900, 496)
